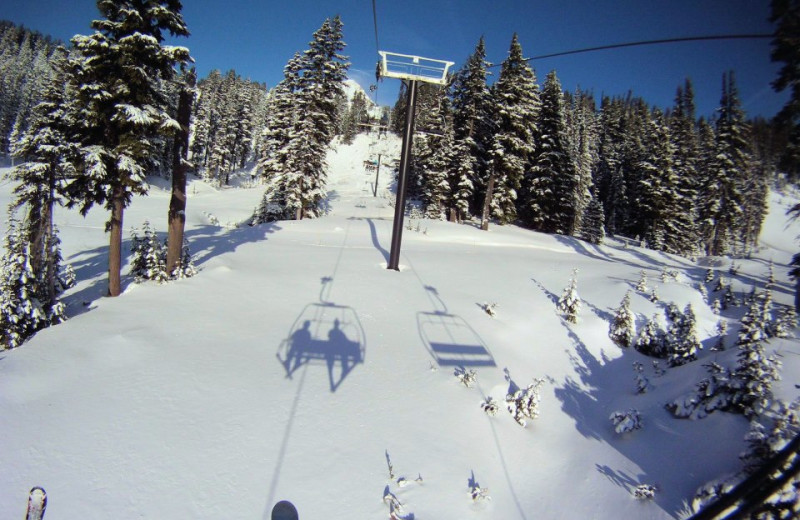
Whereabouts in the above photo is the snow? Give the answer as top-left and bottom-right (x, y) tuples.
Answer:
(1, 132), (800, 518)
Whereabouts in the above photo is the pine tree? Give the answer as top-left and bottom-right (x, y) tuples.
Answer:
(770, 0), (800, 181)
(667, 304), (701, 367)
(130, 221), (168, 283)
(735, 291), (782, 418)
(698, 72), (749, 256)
(64, 0), (191, 297)
(610, 291), (636, 347)
(525, 70), (577, 234)
(417, 90), (455, 219)
(450, 37), (493, 219)
(741, 400), (800, 474)
(636, 314), (665, 357)
(668, 79), (701, 256)
(448, 138), (475, 222)
(636, 270), (648, 293)
(488, 34), (539, 225)
(579, 194), (605, 245)
(258, 55), (303, 186)
(7, 47), (76, 315)
(0, 217), (46, 348)
(595, 97), (628, 236)
(256, 17), (349, 220)
(565, 89), (598, 236)
(558, 269), (581, 323)
(636, 109), (681, 253)
(774, 304), (798, 338)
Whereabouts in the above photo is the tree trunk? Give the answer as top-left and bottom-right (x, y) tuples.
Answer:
(167, 72), (195, 276)
(108, 188), (124, 297)
(480, 168), (496, 231)
(44, 169), (56, 306)
(27, 197), (45, 282)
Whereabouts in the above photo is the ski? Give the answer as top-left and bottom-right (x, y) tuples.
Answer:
(25, 487), (47, 520)
(271, 500), (298, 520)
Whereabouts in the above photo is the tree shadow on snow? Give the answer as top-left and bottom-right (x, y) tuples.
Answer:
(59, 222), (281, 318)
(62, 241), (135, 316)
(184, 221), (281, 267)
(551, 318), (732, 518)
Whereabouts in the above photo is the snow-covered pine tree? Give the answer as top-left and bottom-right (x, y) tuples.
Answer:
(415, 86), (454, 219)
(130, 221), (168, 283)
(487, 33), (539, 225)
(698, 71), (748, 256)
(771, 0), (800, 184)
(525, 70), (578, 235)
(740, 144), (770, 255)
(713, 319), (728, 351)
(64, 0), (191, 297)
(0, 216), (46, 349)
(293, 15), (349, 218)
(666, 361), (737, 419)
(740, 400), (800, 474)
(636, 270), (648, 292)
(636, 109), (680, 253)
(633, 361), (650, 394)
(773, 304), (798, 338)
(667, 304), (701, 367)
(447, 138), (475, 222)
(564, 88), (598, 237)
(450, 36), (493, 220)
(636, 314), (665, 358)
(558, 269), (581, 323)
(739, 399), (800, 516)
(734, 290), (782, 418)
(506, 378), (545, 427)
(257, 17), (348, 220)
(258, 56), (303, 185)
(667, 79), (701, 256)
(609, 291), (635, 347)
(595, 97), (629, 236)
(0, 24), (59, 155)
(613, 98), (650, 240)
(578, 192), (605, 244)
(6, 46), (76, 322)
(698, 281), (709, 302)
(130, 221), (194, 282)
(341, 89), (368, 144)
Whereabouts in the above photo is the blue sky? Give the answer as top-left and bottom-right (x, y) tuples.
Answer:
(1, 0), (788, 119)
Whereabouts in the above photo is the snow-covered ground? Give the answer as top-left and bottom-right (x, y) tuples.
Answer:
(1, 132), (799, 519)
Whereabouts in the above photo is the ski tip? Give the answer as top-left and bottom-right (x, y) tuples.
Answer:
(271, 500), (298, 520)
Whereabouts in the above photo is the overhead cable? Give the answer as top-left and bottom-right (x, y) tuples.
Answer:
(488, 33), (773, 67)
(371, 0), (381, 54)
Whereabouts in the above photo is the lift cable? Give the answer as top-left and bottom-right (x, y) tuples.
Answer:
(371, 0), (381, 54)
(370, 0), (382, 106)
(487, 33), (773, 68)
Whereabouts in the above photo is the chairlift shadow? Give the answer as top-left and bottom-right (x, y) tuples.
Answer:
(416, 286), (495, 368)
(277, 303), (366, 392)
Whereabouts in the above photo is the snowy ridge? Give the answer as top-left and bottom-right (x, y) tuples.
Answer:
(1, 135), (800, 519)
(342, 78), (383, 118)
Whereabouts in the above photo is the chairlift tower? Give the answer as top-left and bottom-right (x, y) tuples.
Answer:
(378, 51), (454, 271)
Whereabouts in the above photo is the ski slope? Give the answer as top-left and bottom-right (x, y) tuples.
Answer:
(1, 132), (800, 519)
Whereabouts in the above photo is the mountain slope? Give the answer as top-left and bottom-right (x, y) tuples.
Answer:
(1, 133), (799, 519)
